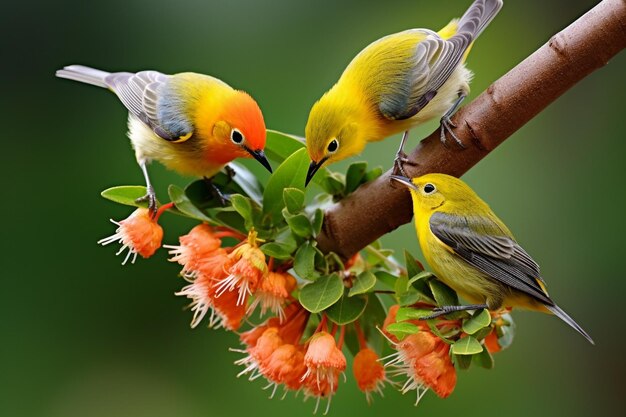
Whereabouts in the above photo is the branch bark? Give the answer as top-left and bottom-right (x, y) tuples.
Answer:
(316, 0), (626, 258)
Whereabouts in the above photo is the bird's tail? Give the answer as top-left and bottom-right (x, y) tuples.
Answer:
(55, 65), (110, 88)
(456, 0), (504, 40)
(546, 304), (595, 345)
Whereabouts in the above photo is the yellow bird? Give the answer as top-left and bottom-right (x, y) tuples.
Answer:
(391, 173), (594, 344)
(305, 0), (503, 185)
(56, 65), (272, 212)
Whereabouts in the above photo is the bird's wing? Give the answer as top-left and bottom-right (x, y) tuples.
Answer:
(429, 211), (553, 305)
(377, 29), (472, 121)
(104, 71), (189, 141)
(378, 0), (502, 120)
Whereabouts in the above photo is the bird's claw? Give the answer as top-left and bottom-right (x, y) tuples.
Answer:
(204, 177), (230, 207)
(440, 116), (465, 148)
(420, 307), (449, 320)
(224, 165), (236, 184)
(392, 151), (409, 177)
(136, 185), (158, 217)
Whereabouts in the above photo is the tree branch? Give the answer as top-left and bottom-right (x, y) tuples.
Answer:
(316, 0), (626, 258)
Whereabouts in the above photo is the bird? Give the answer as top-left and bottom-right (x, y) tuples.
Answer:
(304, 0), (503, 186)
(391, 173), (594, 344)
(56, 65), (272, 213)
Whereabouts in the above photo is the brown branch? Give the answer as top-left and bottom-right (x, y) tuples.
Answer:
(317, 0), (626, 258)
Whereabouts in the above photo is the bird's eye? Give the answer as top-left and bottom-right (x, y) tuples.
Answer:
(231, 128), (244, 144)
(423, 183), (436, 194)
(327, 139), (339, 153)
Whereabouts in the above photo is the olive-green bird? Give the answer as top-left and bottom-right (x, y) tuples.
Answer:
(392, 173), (594, 344)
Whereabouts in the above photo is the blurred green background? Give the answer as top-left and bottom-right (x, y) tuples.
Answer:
(1, 0), (624, 416)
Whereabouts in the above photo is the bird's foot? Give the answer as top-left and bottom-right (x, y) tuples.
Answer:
(439, 116), (465, 148)
(135, 185), (158, 217)
(391, 151), (417, 178)
(420, 304), (489, 320)
(204, 177), (230, 207)
(224, 165), (236, 184)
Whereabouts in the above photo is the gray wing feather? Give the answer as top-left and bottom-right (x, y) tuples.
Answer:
(104, 70), (185, 141)
(380, 0), (502, 120)
(429, 211), (552, 305)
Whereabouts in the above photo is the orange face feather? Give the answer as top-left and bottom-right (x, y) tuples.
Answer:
(204, 91), (267, 165)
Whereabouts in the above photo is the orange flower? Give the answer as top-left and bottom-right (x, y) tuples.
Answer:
(353, 348), (387, 403)
(303, 332), (346, 393)
(484, 329), (502, 353)
(247, 271), (297, 321)
(210, 285), (247, 331)
(165, 224), (221, 278)
(302, 370), (338, 415)
(98, 208), (163, 264)
(175, 249), (232, 328)
(261, 343), (307, 394)
(215, 230), (267, 305)
(414, 344), (456, 398)
(235, 327), (283, 379)
(384, 330), (456, 404)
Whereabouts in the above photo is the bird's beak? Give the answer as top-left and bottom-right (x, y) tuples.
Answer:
(390, 175), (419, 192)
(246, 148), (272, 173)
(305, 158), (327, 187)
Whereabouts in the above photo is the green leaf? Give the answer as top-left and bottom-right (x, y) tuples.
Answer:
(345, 161), (368, 194)
(265, 130), (329, 186)
(396, 307), (432, 322)
(404, 250), (424, 278)
(322, 171), (345, 195)
(167, 185), (214, 223)
(264, 130), (305, 162)
(394, 274), (409, 295)
(283, 188), (305, 214)
(101, 186), (151, 208)
(462, 309), (492, 335)
(455, 353), (473, 370)
(472, 347), (494, 369)
(326, 293), (368, 325)
(364, 166), (383, 182)
(229, 194), (253, 228)
(283, 209), (312, 238)
(299, 274), (344, 313)
(314, 247), (329, 274)
(260, 242), (294, 259)
(294, 242), (318, 280)
(429, 279), (459, 308)
(472, 326), (493, 341)
(263, 148), (308, 223)
(385, 322), (420, 341)
(228, 162), (264, 204)
(349, 271), (377, 296)
(451, 336), (483, 355)
(312, 209), (324, 236)
(374, 270), (397, 289)
(397, 290), (421, 306)
(408, 271), (434, 286)
(273, 227), (297, 252)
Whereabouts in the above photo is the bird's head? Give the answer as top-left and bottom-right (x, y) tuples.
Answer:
(304, 92), (367, 185)
(391, 173), (477, 212)
(210, 91), (271, 173)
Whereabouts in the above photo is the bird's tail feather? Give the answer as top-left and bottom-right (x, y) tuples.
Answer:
(546, 304), (595, 345)
(55, 65), (110, 88)
(457, 0), (504, 40)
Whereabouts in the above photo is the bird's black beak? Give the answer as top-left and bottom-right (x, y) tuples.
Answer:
(246, 148), (272, 173)
(305, 158), (327, 187)
(390, 175), (418, 192)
